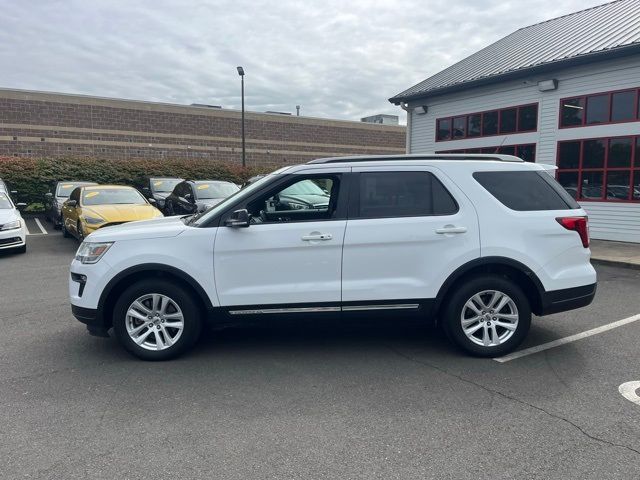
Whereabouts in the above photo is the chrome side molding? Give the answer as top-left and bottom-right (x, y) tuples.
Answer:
(228, 304), (420, 315)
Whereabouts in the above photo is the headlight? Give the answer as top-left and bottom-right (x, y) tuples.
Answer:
(75, 242), (113, 264)
(83, 215), (105, 225)
(1, 220), (21, 231)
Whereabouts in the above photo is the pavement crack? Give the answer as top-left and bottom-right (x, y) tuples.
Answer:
(385, 344), (640, 458)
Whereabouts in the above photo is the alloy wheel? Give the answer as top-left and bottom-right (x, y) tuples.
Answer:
(460, 290), (519, 347)
(125, 293), (185, 351)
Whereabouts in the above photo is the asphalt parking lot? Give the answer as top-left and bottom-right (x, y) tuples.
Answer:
(1, 222), (640, 479)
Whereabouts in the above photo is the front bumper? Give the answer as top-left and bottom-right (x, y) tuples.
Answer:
(0, 223), (26, 250)
(71, 305), (109, 337)
(539, 282), (597, 316)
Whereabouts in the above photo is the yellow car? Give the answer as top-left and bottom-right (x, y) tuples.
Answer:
(61, 185), (163, 240)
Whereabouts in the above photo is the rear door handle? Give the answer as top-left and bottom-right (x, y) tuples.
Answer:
(301, 233), (333, 241)
(435, 225), (467, 234)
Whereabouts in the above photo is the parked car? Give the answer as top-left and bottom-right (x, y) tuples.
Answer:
(61, 185), (163, 241)
(0, 191), (27, 254)
(241, 174), (265, 189)
(69, 154), (597, 361)
(0, 178), (18, 198)
(163, 180), (240, 216)
(45, 181), (97, 229)
(141, 177), (183, 210)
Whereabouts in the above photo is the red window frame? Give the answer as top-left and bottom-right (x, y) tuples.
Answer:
(555, 135), (640, 203)
(558, 87), (640, 129)
(435, 103), (538, 142)
(435, 143), (536, 162)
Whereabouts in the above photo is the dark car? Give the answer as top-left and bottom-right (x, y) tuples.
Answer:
(241, 174), (266, 189)
(141, 177), (183, 210)
(45, 181), (97, 228)
(164, 180), (240, 216)
(276, 179), (331, 210)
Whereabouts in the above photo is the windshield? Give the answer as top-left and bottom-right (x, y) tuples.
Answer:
(0, 192), (13, 209)
(280, 179), (328, 196)
(190, 173), (276, 226)
(152, 179), (182, 193)
(82, 188), (147, 206)
(194, 182), (240, 200)
(56, 183), (90, 197)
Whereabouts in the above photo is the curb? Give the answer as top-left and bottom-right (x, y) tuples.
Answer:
(591, 258), (640, 271)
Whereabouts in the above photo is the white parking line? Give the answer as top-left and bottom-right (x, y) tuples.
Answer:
(24, 221), (31, 235)
(494, 313), (640, 363)
(619, 381), (640, 407)
(34, 218), (48, 234)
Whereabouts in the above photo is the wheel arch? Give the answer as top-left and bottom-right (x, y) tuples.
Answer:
(434, 257), (545, 318)
(98, 263), (214, 328)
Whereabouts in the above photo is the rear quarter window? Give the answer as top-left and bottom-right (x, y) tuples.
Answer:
(473, 171), (580, 211)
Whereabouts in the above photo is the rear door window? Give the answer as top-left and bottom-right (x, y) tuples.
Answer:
(356, 172), (458, 218)
(473, 171), (580, 211)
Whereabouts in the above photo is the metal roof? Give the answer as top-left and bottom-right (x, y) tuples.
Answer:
(390, 0), (640, 104)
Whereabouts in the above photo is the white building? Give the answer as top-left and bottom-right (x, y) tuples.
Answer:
(390, 0), (640, 243)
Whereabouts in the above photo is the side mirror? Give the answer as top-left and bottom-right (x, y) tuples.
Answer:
(66, 200), (77, 208)
(224, 209), (250, 228)
(16, 202), (27, 210)
(45, 192), (53, 199)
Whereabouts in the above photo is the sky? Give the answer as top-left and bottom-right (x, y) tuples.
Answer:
(0, 0), (608, 123)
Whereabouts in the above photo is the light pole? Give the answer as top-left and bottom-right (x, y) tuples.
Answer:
(237, 66), (246, 167)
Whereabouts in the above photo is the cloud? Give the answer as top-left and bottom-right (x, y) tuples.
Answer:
(0, 0), (606, 122)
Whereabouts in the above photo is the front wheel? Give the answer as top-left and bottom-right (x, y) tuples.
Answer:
(442, 275), (531, 357)
(112, 279), (203, 360)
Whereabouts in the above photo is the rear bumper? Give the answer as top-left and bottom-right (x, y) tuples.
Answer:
(539, 282), (597, 316)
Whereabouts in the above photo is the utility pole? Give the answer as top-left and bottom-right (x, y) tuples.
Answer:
(237, 66), (246, 167)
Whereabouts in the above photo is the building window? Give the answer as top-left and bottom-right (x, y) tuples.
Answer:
(436, 103), (537, 142)
(560, 88), (640, 128)
(436, 118), (451, 141)
(556, 136), (640, 202)
(435, 143), (536, 162)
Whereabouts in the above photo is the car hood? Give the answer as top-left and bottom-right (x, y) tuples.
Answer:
(0, 209), (19, 224)
(84, 204), (162, 223)
(86, 215), (187, 242)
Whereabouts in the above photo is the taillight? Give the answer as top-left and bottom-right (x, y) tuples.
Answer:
(556, 216), (589, 248)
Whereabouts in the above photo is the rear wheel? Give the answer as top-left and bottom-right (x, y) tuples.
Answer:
(62, 219), (71, 238)
(442, 275), (530, 357)
(112, 279), (203, 360)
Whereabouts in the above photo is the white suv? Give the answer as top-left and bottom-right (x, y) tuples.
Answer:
(69, 155), (597, 360)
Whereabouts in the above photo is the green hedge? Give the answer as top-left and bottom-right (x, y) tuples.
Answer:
(0, 156), (271, 207)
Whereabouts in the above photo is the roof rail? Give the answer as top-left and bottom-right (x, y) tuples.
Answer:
(307, 154), (524, 164)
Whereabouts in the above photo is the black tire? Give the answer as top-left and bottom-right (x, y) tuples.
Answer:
(112, 279), (203, 361)
(62, 220), (71, 238)
(442, 275), (531, 357)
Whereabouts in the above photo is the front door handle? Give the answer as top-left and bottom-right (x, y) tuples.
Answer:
(435, 225), (467, 234)
(301, 233), (333, 241)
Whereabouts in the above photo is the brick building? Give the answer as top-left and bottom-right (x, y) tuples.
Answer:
(0, 89), (405, 167)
